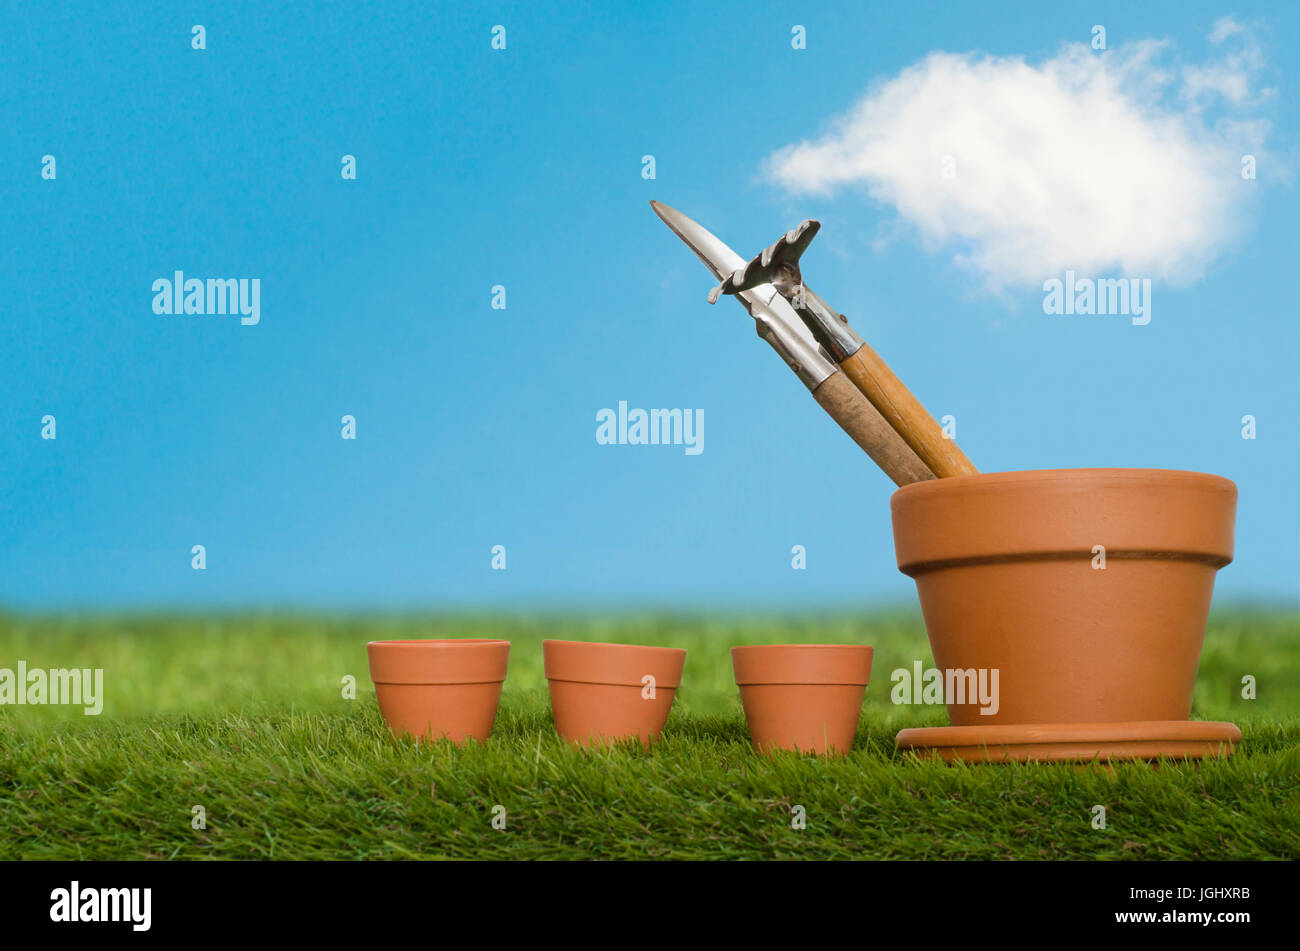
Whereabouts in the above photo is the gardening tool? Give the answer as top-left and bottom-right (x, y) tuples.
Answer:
(650, 201), (934, 486)
(707, 218), (979, 479)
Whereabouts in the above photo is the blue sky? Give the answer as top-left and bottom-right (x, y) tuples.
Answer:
(1, 0), (1296, 611)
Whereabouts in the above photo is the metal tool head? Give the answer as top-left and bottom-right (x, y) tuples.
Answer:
(692, 212), (867, 363)
(706, 219), (820, 304)
(650, 200), (745, 282)
(650, 201), (837, 389)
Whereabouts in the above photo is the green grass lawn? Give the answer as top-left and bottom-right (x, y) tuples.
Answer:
(1, 611), (1297, 860)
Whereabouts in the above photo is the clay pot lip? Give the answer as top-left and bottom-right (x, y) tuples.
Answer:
(367, 638), (510, 685)
(367, 638), (510, 648)
(542, 639), (686, 688)
(892, 467), (1236, 505)
(891, 467), (1237, 574)
(731, 644), (873, 686)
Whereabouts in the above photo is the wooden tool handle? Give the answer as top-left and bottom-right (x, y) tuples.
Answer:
(812, 371), (936, 486)
(840, 343), (979, 478)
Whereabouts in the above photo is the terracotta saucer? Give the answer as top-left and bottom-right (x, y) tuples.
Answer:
(895, 720), (1241, 763)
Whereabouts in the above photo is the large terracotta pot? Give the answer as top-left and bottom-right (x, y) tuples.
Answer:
(890, 469), (1240, 761)
(367, 639), (510, 744)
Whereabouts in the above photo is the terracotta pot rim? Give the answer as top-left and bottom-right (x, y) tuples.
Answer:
(891, 466), (1236, 575)
(546, 677), (680, 688)
(542, 639), (684, 649)
(543, 640), (686, 688)
(892, 467), (1235, 500)
(732, 643), (874, 649)
(731, 644), (873, 686)
(367, 638), (510, 685)
(366, 638), (510, 647)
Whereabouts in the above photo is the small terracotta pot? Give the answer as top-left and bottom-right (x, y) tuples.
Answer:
(891, 469), (1235, 726)
(543, 640), (685, 747)
(731, 645), (874, 755)
(366, 639), (510, 744)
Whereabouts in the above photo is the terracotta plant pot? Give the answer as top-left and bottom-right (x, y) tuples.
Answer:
(890, 468), (1241, 762)
(366, 638), (510, 744)
(543, 640), (685, 747)
(731, 645), (873, 755)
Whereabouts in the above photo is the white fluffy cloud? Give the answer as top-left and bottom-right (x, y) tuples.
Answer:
(765, 24), (1271, 289)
